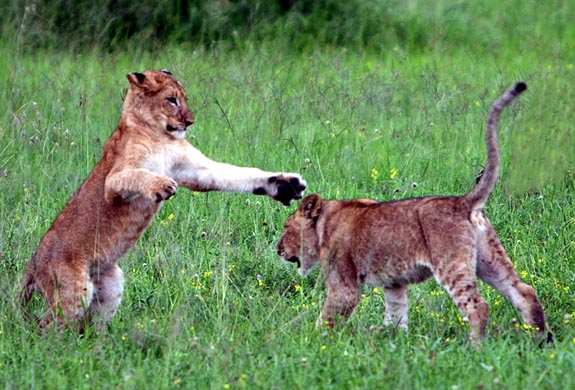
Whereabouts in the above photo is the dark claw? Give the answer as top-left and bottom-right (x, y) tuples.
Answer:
(155, 187), (176, 203)
(265, 175), (305, 205)
(275, 180), (296, 205)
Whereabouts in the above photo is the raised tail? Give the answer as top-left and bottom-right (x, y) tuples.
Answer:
(464, 82), (527, 210)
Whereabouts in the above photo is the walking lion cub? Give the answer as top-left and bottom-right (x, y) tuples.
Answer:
(20, 69), (306, 330)
(277, 83), (551, 344)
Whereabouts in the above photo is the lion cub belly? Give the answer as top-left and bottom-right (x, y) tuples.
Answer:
(363, 264), (433, 288)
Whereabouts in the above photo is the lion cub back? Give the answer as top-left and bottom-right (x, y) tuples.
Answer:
(319, 197), (431, 267)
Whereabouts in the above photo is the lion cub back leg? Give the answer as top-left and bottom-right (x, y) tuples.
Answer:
(383, 286), (409, 330)
(88, 264), (124, 330)
(39, 263), (94, 330)
(427, 232), (490, 344)
(476, 224), (548, 338)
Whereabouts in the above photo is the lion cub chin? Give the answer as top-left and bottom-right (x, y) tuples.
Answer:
(20, 69), (306, 332)
(277, 83), (551, 345)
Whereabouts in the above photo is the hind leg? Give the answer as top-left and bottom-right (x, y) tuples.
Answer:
(430, 240), (489, 346)
(476, 225), (548, 339)
(88, 264), (124, 330)
(383, 286), (409, 330)
(421, 212), (493, 345)
(38, 262), (93, 330)
(437, 270), (489, 345)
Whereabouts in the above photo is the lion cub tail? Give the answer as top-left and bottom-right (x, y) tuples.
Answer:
(464, 82), (527, 210)
(18, 255), (37, 307)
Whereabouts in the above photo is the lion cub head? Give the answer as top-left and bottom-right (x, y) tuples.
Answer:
(277, 194), (323, 276)
(124, 69), (194, 139)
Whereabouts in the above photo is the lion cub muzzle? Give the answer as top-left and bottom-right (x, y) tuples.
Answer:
(166, 105), (194, 133)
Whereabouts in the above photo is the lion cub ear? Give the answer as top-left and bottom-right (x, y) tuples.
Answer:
(300, 194), (322, 222)
(127, 72), (147, 86)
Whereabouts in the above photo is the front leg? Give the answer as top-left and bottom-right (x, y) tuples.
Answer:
(170, 144), (306, 205)
(383, 286), (409, 330)
(317, 264), (361, 328)
(105, 168), (177, 204)
(317, 286), (361, 328)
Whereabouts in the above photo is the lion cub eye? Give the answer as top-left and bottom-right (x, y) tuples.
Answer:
(166, 97), (179, 106)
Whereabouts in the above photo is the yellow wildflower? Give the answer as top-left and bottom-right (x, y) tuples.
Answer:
(370, 168), (379, 183)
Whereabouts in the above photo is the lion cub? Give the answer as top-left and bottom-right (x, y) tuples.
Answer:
(278, 83), (550, 344)
(20, 69), (306, 331)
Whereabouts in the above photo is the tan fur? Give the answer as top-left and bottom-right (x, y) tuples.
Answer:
(20, 69), (306, 331)
(277, 83), (550, 345)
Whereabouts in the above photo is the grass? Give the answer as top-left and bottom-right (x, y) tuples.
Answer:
(1, 1), (575, 389)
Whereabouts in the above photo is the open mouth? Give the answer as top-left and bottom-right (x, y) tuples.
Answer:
(166, 124), (185, 132)
(287, 256), (301, 268)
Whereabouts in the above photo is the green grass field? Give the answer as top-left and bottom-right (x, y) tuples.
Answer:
(1, 1), (574, 389)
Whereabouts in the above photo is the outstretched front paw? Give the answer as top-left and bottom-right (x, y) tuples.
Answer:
(254, 174), (306, 206)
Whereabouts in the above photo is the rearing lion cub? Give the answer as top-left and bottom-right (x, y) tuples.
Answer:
(278, 83), (551, 344)
(20, 69), (306, 330)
